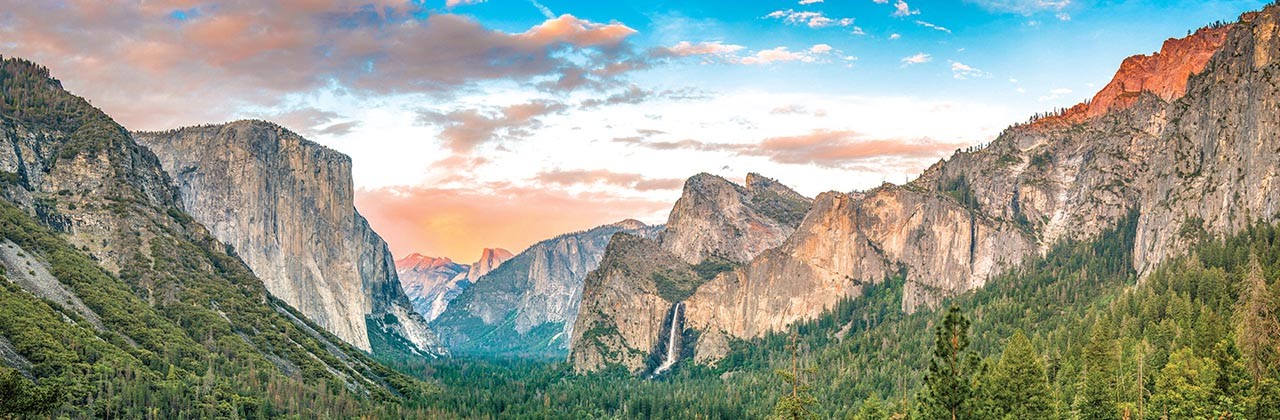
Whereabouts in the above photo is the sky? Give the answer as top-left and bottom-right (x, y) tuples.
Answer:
(0, 0), (1267, 262)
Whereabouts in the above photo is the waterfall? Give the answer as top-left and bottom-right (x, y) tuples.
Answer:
(651, 302), (684, 377)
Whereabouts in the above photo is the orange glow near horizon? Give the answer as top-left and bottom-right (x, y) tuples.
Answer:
(355, 185), (671, 263)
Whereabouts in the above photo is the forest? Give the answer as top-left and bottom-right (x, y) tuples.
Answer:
(2, 56), (1279, 419)
(374, 211), (1280, 419)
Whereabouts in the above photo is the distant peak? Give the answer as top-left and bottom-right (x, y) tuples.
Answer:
(395, 253), (455, 271)
(478, 248), (515, 264)
(611, 219), (649, 230)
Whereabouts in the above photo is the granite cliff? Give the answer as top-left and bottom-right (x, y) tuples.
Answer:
(135, 121), (442, 356)
(570, 173), (812, 373)
(572, 13), (1280, 371)
(433, 220), (662, 357)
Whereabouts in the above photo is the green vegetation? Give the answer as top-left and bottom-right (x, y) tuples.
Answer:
(366, 210), (1279, 419)
(940, 175), (981, 211)
(751, 189), (812, 227)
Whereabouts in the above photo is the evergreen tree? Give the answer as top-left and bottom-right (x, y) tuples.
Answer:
(772, 332), (818, 420)
(1209, 340), (1248, 418)
(1076, 323), (1119, 420)
(1235, 257), (1278, 382)
(1235, 257), (1280, 419)
(1148, 348), (1218, 420)
(983, 330), (1053, 419)
(0, 367), (59, 416)
(851, 393), (888, 420)
(916, 306), (980, 420)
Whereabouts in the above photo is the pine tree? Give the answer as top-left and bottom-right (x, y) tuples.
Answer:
(1235, 257), (1278, 382)
(1076, 323), (1119, 420)
(1148, 348), (1218, 420)
(852, 393), (888, 420)
(983, 330), (1054, 419)
(0, 367), (59, 416)
(1235, 257), (1280, 419)
(772, 332), (818, 420)
(916, 306), (980, 420)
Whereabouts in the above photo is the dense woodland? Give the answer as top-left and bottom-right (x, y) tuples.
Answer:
(373, 211), (1280, 419)
(2, 56), (1280, 418)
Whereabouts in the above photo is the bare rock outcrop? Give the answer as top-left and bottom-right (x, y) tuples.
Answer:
(136, 121), (442, 355)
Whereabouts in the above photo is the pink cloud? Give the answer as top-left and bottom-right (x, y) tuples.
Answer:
(0, 1), (641, 130)
(533, 169), (683, 191)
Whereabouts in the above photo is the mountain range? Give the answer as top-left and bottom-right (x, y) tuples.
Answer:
(3, 4), (1280, 418)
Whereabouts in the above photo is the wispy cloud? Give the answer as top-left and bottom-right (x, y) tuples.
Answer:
(1038, 87), (1074, 101)
(533, 169), (683, 191)
(613, 130), (964, 168)
(950, 61), (987, 79)
(915, 20), (952, 33)
(901, 53), (932, 65)
(417, 100), (569, 152)
(967, 0), (1071, 14)
(766, 9), (855, 28)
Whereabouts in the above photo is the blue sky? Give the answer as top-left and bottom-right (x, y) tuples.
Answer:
(460, 0), (1261, 110)
(0, 0), (1266, 261)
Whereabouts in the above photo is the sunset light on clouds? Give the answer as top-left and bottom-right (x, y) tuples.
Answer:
(0, 0), (1265, 262)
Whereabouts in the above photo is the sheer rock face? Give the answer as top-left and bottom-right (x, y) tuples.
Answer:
(433, 220), (662, 357)
(573, 10), (1280, 371)
(396, 248), (512, 322)
(569, 234), (699, 374)
(570, 173), (811, 369)
(135, 121), (441, 355)
(661, 173), (812, 264)
(684, 187), (1034, 361)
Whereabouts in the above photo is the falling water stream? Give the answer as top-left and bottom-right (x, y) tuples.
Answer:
(650, 302), (684, 378)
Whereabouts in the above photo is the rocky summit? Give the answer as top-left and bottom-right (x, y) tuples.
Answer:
(136, 121), (442, 356)
(396, 248), (512, 322)
(570, 173), (812, 373)
(571, 11), (1280, 372)
(433, 219), (662, 358)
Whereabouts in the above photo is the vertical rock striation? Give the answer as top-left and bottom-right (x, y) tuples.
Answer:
(570, 173), (811, 371)
(573, 10), (1280, 371)
(433, 220), (662, 357)
(135, 121), (441, 355)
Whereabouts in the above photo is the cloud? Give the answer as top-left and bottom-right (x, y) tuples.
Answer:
(1038, 87), (1074, 101)
(892, 1), (920, 17)
(660, 41), (747, 59)
(417, 100), (568, 152)
(356, 184), (670, 261)
(533, 169), (683, 191)
(915, 20), (952, 33)
(613, 130), (963, 168)
(742, 47), (809, 65)
(901, 53), (932, 65)
(580, 86), (651, 108)
(660, 41), (838, 66)
(738, 45), (837, 65)
(965, 0), (1071, 14)
(765, 10), (855, 28)
(0, 2), (642, 130)
(318, 121), (362, 136)
(799, 0), (824, 3)
(889, 33), (902, 40)
(950, 61), (987, 79)
(757, 130), (964, 166)
(446, 0), (486, 7)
